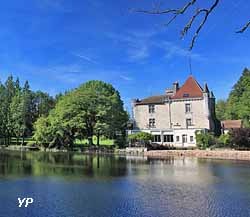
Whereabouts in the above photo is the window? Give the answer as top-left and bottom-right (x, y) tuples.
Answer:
(153, 135), (161, 143)
(164, 135), (174, 143)
(182, 134), (187, 143)
(190, 136), (194, 142)
(176, 136), (180, 142)
(149, 105), (155, 113)
(186, 119), (192, 128)
(149, 118), (155, 128)
(183, 93), (190, 97)
(185, 103), (191, 113)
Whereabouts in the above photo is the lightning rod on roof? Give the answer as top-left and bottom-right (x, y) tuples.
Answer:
(188, 55), (193, 76)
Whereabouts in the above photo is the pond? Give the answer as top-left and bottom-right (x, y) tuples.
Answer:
(1, 150), (250, 217)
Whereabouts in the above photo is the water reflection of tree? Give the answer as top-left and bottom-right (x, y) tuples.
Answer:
(0, 151), (128, 179)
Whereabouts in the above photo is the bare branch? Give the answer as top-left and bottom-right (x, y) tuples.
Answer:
(134, 0), (220, 50)
(133, 0), (196, 15)
(189, 0), (220, 50)
(236, 21), (250, 33)
(181, 9), (207, 38)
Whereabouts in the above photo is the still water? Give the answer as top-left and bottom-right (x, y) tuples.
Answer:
(1, 150), (250, 217)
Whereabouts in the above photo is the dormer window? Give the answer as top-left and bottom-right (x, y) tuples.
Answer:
(149, 105), (155, 113)
(183, 93), (190, 97)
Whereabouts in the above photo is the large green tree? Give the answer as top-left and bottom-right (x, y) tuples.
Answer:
(33, 91), (55, 118)
(216, 99), (227, 121)
(0, 75), (55, 146)
(226, 68), (250, 127)
(10, 90), (25, 144)
(215, 68), (250, 127)
(33, 80), (128, 149)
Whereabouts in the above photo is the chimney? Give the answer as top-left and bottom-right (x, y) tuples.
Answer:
(131, 99), (139, 105)
(203, 83), (209, 93)
(173, 82), (179, 94)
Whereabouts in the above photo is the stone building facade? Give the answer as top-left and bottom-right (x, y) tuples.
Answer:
(128, 76), (217, 147)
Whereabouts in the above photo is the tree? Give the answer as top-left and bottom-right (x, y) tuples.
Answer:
(134, 1), (249, 49)
(73, 80), (128, 146)
(22, 81), (35, 140)
(216, 99), (227, 121)
(0, 83), (7, 145)
(33, 80), (128, 149)
(5, 75), (17, 145)
(33, 91), (55, 118)
(226, 68), (250, 127)
(0, 75), (55, 146)
(33, 116), (53, 149)
(10, 91), (25, 144)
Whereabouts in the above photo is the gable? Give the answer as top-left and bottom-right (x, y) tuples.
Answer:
(172, 76), (204, 99)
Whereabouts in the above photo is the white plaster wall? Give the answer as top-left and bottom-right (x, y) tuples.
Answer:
(133, 104), (171, 129)
(171, 99), (210, 130)
(134, 98), (211, 132)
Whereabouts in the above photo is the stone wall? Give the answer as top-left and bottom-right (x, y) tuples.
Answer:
(145, 150), (250, 161)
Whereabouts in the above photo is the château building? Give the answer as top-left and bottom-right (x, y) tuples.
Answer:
(129, 76), (217, 147)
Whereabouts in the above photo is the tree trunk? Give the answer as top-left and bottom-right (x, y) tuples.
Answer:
(22, 136), (24, 145)
(88, 137), (93, 146)
(97, 131), (100, 146)
(7, 132), (10, 146)
(22, 130), (25, 147)
(87, 126), (94, 146)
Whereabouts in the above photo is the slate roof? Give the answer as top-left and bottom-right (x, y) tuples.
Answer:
(134, 95), (167, 105)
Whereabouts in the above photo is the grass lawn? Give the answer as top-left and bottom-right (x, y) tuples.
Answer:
(75, 136), (114, 146)
(9, 136), (114, 146)
(10, 137), (35, 143)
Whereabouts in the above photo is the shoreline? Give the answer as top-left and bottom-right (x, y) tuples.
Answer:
(4, 146), (250, 162)
(145, 150), (250, 161)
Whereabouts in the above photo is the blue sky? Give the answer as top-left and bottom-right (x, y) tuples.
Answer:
(0, 0), (250, 111)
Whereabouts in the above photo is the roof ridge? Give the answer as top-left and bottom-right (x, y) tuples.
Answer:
(172, 76), (204, 99)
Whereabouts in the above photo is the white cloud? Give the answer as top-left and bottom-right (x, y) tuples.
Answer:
(10, 62), (134, 85)
(127, 45), (149, 61)
(106, 30), (205, 63)
(106, 30), (154, 62)
(119, 75), (133, 81)
(160, 41), (205, 61)
(72, 53), (98, 64)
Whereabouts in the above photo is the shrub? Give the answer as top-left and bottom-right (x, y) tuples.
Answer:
(128, 132), (153, 146)
(218, 134), (231, 146)
(229, 128), (250, 149)
(195, 131), (216, 150)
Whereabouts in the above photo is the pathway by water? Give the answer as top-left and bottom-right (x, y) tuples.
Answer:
(0, 150), (250, 217)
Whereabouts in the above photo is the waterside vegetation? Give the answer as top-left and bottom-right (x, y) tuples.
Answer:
(216, 68), (250, 127)
(0, 77), (128, 151)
